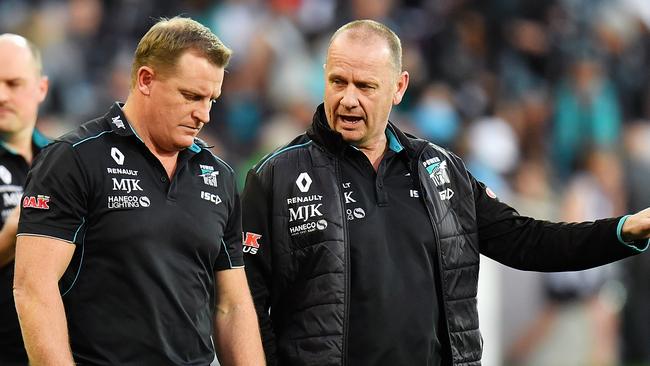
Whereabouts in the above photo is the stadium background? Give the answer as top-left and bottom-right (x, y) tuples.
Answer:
(3, 0), (650, 364)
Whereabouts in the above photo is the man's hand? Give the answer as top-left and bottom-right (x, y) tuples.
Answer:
(621, 207), (650, 242)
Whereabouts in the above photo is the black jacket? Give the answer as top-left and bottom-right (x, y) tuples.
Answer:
(241, 104), (645, 366)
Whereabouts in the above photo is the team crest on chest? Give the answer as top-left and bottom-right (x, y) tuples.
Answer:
(199, 164), (219, 187)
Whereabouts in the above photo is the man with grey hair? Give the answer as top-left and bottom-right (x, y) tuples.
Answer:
(14, 17), (264, 365)
(0, 33), (50, 365)
(241, 19), (650, 365)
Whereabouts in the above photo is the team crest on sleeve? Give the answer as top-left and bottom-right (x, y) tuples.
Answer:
(199, 165), (219, 188)
(243, 232), (262, 254)
(23, 195), (50, 209)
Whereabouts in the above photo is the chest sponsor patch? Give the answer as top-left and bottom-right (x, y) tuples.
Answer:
(296, 172), (312, 192)
(425, 160), (450, 187)
(107, 195), (150, 209)
(199, 165), (219, 188)
(0, 165), (12, 184)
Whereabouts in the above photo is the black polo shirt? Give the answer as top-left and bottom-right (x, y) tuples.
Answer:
(343, 129), (442, 366)
(17, 103), (244, 366)
(0, 131), (49, 365)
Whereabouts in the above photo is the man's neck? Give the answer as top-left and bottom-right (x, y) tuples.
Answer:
(2, 128), (34, 163)
(121, 99), (179, 178)
(356, 135), (388, 171)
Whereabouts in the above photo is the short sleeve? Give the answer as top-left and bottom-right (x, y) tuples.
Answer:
(214, 173), (244, 270)
(17, 142), (88, 243)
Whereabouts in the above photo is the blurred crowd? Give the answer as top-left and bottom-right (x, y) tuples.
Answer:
(3, 0), (650, 364)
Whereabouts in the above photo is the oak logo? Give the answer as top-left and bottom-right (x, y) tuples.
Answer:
(23, 195), (50, 210)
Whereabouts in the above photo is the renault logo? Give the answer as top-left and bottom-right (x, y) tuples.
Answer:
(296, 172), (312, 193)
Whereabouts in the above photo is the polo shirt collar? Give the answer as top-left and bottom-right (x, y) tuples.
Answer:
(106, 102), (202, 154)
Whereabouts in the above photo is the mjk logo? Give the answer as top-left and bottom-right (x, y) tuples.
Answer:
(111, 147), (125, 165)
(112, 178), (142, 193)
(296, 173), (312, 193)
(289, 204), (323, 222)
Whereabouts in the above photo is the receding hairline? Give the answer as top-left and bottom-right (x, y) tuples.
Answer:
(0, 33), (43, 74)
(328, 20), (402, 73)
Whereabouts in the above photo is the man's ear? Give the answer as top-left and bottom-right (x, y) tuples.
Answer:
(393, 71), (409, 105)
(136, 66), (156, 96)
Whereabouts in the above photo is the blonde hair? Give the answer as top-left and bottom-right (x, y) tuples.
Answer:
(130, 16), (232, 88)
(329, 19), (402, 73)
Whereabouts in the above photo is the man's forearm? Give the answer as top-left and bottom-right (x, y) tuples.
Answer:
(214, 302), (265, 365)
(14, 285), (75, 365)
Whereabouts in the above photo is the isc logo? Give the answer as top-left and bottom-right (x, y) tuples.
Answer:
(201, 191), (222, 205)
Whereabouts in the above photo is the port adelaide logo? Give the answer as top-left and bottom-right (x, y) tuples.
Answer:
(288, 172), (327, 236)
(423, 157), (455, 201)
(199, 164), (219, 188)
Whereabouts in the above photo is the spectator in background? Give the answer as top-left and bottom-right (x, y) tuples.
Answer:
(508, 149), (625, 366)
(552, 50), (622, 178)
(0, 33), (50, 366)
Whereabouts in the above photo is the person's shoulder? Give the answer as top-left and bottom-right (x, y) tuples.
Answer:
(252, 134), (312, 174)
(56, 116), (113, 148)
(403, 131), (463, 162)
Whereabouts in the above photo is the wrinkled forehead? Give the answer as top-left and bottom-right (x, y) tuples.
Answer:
(327, 31), (395, 70)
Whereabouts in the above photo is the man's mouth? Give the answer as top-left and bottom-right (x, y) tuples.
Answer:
(339, 115), (363, 124)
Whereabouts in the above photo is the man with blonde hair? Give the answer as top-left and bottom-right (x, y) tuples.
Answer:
(14, 17), (264, 365)
(0, 33), (50, 366)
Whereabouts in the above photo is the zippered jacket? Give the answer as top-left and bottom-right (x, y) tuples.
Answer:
(241, 104), (646, 366)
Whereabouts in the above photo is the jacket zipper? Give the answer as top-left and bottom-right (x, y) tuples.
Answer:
(336, 158), (351, 366)
(415, 148), (453, 364)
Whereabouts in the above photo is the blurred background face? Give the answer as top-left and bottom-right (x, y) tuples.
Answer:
(323, 32), (406, 149)
(0, 36), (48, 137)
(145, 51), (224, 152)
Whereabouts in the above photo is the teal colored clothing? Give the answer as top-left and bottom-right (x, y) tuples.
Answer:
(552, 79), (621, 176)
